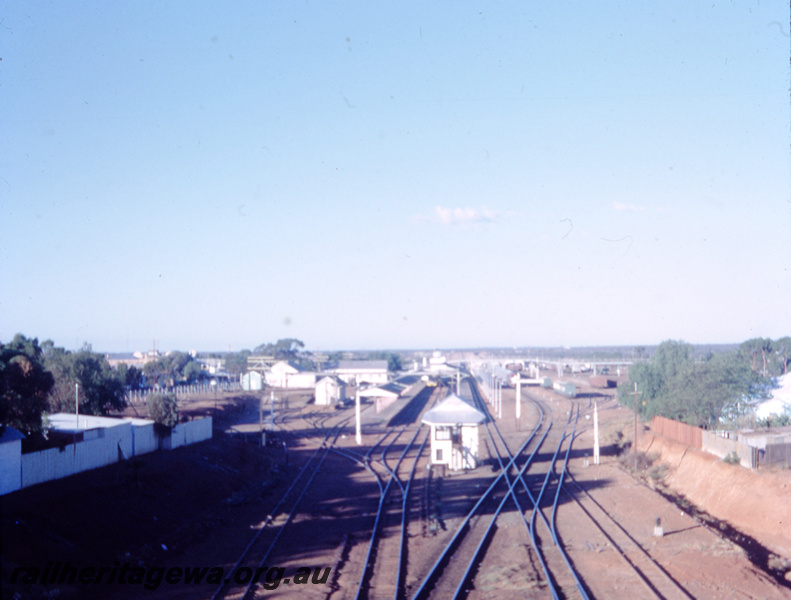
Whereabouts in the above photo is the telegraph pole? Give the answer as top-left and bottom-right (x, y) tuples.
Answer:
(259, 393), (264, 446)
(630, 383), (642, 472)
(355, 390), (362, 445)
(75, 383), (79, 428)
(593, 401), (600, 465)
(270, 391), (275, 431)
(516, 376), (521, 420)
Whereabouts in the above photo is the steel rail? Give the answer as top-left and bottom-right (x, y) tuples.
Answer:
(564, 471), (696, 600)
(469, 377), (590, 600)
(394, 428), (430, 600)
(210, 419), (346, 600)
(409, 379), (549, 600)
(460, 378), (563, 598)
(355, 425), (423, 600)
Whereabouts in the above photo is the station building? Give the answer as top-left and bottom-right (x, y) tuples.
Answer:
(421, 393), (486, 471)
(327, 360), (389, 386)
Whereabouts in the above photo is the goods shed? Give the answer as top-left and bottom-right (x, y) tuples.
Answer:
(421, 394), (486, 471)
(315, 376), (347, 406)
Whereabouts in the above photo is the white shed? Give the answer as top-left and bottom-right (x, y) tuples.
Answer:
(421, 394), (486, 471)
(266, 361), (317, 388)
(0, 427), (24, 495)
(315, 376), (347, 406)
(241, 371), (264, 391)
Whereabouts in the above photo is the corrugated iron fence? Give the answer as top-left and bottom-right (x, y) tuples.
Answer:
(650, 416), (702, 449)
(650, 415), (791, 468)
(701, 431), (759, 468)
(763, 443), (791, 468)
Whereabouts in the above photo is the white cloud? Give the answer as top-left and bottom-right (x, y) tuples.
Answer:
(430, 205), (499, 226)
(611, 201), (647, 212)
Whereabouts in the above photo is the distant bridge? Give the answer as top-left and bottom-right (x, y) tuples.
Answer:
(471, 357), (634, 377)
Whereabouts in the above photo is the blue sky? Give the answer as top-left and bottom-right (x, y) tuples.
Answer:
(1, 1), (789, 352)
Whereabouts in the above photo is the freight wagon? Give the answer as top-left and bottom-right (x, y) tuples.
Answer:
(552, 380), (577, 398)
(589, 375), (615, 389)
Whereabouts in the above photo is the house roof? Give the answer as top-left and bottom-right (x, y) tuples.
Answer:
(333, 360), (389, 371)
(0, 427), (25, 444)
(272, 360), (306, 372)
(46, 412), (132, 433)
(393, 374), (421, 386)
(421, 394), (486, 426)
(359, 382), (406, 398)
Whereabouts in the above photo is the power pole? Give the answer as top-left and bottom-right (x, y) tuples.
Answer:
(630, 383), (642, 472)
(593, 401), (600, 465)
(355, 390), (362, 445)
(516, 377), (521, 420)
(270, 391), (275, 431)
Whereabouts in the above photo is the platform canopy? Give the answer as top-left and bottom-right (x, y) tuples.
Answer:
(421, 394), (486, 426)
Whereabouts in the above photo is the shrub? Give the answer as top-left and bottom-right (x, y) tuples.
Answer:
(620, 450), (658, 473)
(723, 451), (741, 466)
(146, 393), (179, 428)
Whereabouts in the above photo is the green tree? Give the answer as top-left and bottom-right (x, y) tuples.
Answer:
(366, 351), (403, 372)
(0, 335), (55, 434)
(253, 338), (305, 360)
(46, 345), (126, 416)
(116, 364), (144, 389)
(143, 358), (167, 388)
(182, 360), (203, 383)
(146, 392), (179, 428)
(620, 339), (767, 428)
(740, 338), (765, 374)
(771, 336), (791, 376)
(665, 353), (762, 427)
(224, 350), (251, 377)
(654, 340), (694, 382)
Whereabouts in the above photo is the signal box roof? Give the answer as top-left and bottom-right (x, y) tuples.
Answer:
(421, 394), (486, 426)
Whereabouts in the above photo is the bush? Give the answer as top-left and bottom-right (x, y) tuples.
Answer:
(620, 450), (658, 473)
(146, 393), (179, 428)
(723, 451), (741, 466)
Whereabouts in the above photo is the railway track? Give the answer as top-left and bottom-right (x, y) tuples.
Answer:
(561, 470), (696, 599)
(353, 384), (447, 600)
(214, 384), (441, 600)
(470, 379), (589, 600)
(355, 426), (427, 600)
(409, 376), (558, 600)
(211, 417), (349, 600)
(521, 383), (695, 599)
(214, 372), (706, 600)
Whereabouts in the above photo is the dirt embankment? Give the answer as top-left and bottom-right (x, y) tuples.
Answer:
(639, 433), (791, 559)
